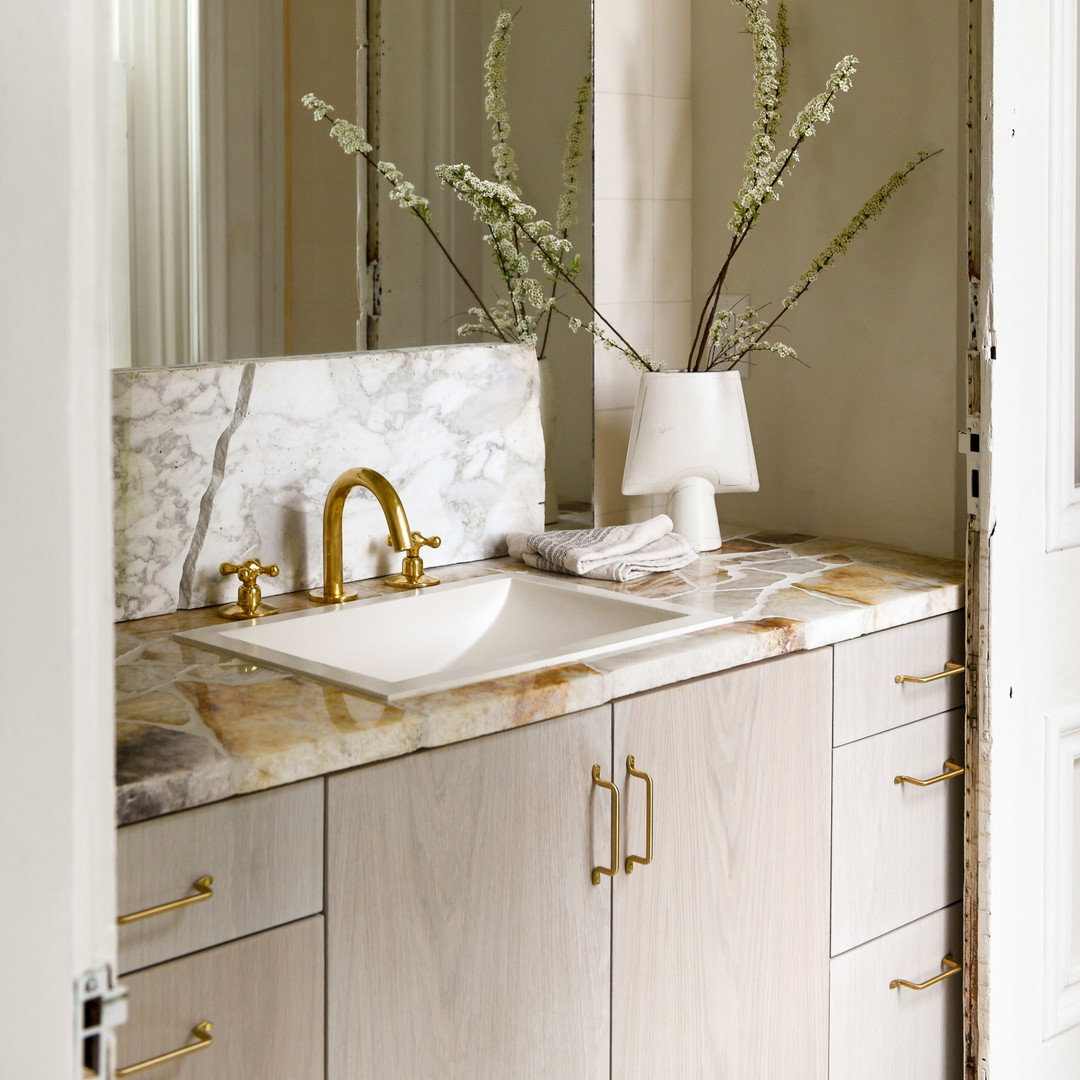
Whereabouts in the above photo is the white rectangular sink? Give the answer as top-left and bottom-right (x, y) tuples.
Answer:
(176, 572), (730, 701)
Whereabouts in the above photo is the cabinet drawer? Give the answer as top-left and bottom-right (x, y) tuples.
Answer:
(118, 779), (323, 973)
(834, 612), (964, 746)
(830, 904), (962, 1080)
(832, 709), (963, 955)
(117, 916), (324, 1080)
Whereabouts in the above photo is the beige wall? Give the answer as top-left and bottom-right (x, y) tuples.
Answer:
(691, 0), (966, 557)
(288, 0), (361, 356)
(593, 0), (966, 557)
(593, 0), (694, 526)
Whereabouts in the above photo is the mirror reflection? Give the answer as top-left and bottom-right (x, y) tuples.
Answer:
(113, 0), (594, 516)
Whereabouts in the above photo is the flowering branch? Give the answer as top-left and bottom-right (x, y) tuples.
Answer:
(684, 0), (937, 374)
(539, 62), (592, 358)
(301, 93), (506, 338)
(688, 1), (859, 371)
(304, 9), (604, 361)
(436, 163), (660, 370)
(701, 148), (943, 370)
(484, 10), (519, 189)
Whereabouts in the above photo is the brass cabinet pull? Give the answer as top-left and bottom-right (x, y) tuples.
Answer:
(894, 661), (965, 684)
(624, 755), (653, 874)
(116, 1021), (213, 1076)
(117, 876), (214, 925)
(890, 954), (960, 991)
(591, 765), (620, 885)
(894, 759), (965, 787)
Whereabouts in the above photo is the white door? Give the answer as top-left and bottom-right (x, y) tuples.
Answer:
(0, 0), (119, 1076)
(977, 0), (1080, 1073)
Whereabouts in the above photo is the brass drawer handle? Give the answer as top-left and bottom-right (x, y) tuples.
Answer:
(890, 953), (960, 991)
(591, 765), (620, 885)
(116, 1020), (213, 1076)
(117, 876), (214, 925)
(894, 661), (965, 684)
(624, 755), (653, 874)
(894, 759), (964, 787)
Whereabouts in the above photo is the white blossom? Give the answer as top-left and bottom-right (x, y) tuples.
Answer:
(484, 10), (518, 187)
(557, 65), (591, 235)
(782, 149), (939, 311)
(301, 93), (333, 122)
(329, 118), (372, 156)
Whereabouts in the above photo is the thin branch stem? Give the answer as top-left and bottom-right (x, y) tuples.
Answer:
(686, 113), (826, 371)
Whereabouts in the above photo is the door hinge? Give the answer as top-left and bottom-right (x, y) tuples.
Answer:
(959, 417), (982, 515)
(76, 966), (127, 1079)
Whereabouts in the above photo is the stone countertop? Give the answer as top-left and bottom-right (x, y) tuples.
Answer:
(115, 528), (963, 826)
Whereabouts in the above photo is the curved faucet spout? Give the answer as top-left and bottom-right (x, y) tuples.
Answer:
(309, 468), (414, 604)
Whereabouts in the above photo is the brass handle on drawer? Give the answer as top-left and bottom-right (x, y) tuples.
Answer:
(894, 759), (964, 787)
(624, 755), (653, 874)
(592, 765), (620, 885)
(894, 661), (965, 684)
(116, 1020), (213, 1076)
(890, 954), (960, 991)
(117, 876), (214, 925)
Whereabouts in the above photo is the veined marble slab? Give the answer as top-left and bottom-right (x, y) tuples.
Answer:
(113, 345), (545, 621)
(114, 531), (964, 824)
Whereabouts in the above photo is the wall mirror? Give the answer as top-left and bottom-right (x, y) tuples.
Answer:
(112, 0), (594, 516)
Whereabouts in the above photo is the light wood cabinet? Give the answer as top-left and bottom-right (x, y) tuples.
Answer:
(117, 778), (324, 973)
(611, 649), (832, 1079)
(326, 650), (832, 1080)
(832, 707), (964, 954)
(116, 916), (324, 1080)
(833, 612), (965, 745)
(116, 609), (965, 1080)
(830, 904), (963, 1080)
(327, 705), (612, 1080)
(117, 781), (326, 1078)
(829, 611), (965, 1079)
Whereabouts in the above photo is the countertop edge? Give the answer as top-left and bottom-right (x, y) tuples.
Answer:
(115, 539), (964, 826)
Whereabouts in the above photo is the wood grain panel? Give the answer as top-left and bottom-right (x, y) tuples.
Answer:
(830, 903), (962, 1080)
(612, 649), (832, 1080)
(118, 916), (324, 1080)
(833, 612), (964, 746)
(118, 778), (323, 973)
(327, 707), (612, 1080)
(832, 708), (964, 955)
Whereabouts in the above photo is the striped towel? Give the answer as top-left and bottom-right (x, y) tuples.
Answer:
(506, 515), (698, 582)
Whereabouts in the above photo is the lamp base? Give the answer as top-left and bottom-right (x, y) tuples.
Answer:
(668, 477), (723, 552)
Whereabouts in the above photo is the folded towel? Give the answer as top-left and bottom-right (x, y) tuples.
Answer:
(506, 515), (698, 582)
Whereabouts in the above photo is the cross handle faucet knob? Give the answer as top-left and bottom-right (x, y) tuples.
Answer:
(219, 558), (280, 619)
(384, 532), (441, 589)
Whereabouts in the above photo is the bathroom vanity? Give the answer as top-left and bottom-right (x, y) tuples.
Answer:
(113, 531), (965, 1078)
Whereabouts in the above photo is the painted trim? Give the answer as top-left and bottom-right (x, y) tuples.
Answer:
(1047, 0), (1080, 550)
(1045, 703), (1080, 1037)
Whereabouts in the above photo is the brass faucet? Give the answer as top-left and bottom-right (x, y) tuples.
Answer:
(309, 467), (440, 603)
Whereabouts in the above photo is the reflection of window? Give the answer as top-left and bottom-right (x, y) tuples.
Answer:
(115, 0), (198, 368)
(114, 0), (358, 368)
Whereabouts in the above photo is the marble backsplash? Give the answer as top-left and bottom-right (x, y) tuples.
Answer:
(114, 344), (545, 621)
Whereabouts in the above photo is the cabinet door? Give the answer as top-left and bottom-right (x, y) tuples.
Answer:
(831, 708), (965, 954)
(612, 649), (832, 1080)
(327, 706), (612, 1080)
(830, 903), (962, 1080)
(117, 916), (324, 1079)
(833, 612), (964, 745)
(117, 779), (324, 973)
